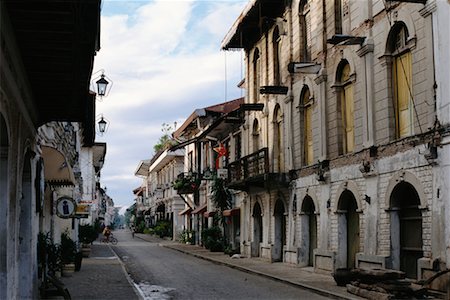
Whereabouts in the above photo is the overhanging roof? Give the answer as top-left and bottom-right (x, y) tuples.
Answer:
(41, 146), (76, 186)
(92, 142), (107, 172)
(149, 149), (185, 173)
(173, 98), (244, 140)
(135, 159), (151, 177)
(4, 0), (101, 127)
(221, 0), (286, 50)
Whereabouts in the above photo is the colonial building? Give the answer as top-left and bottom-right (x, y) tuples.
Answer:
(222, 0), (449, 285)
(0, 1), (102, 298)
(134, 149), (185, 240)
(172, 98), (244, 245)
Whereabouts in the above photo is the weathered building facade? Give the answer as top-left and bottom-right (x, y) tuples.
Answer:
(222, 0), (450, 284)
(0, 1), (102, 298)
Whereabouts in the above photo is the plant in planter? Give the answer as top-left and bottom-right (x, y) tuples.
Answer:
(38, 232), (62, 279)
(78, 224), (98, 257)
(179, 229), (195, 244)
(201, 226), (224, 252)
(60, 231), (77, 276)
(172, 173), (200, 194)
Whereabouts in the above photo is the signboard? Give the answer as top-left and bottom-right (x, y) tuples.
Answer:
(56, 196), (76, 218)
(75, 204), (91, 218)
(217, 168), (228, 179)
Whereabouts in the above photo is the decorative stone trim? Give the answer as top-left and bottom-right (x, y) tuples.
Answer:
(356, 42), (374, 57)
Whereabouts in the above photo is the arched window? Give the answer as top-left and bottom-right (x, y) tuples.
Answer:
(253, 48), (261, 103)
(299, 0), (311, 62)
(337, 61), (354, 154)
(272, 27), (281, 85)
(301, 86), (314, 165)
(388, 23), (413, 138)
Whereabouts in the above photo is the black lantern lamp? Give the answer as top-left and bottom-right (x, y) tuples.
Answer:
(96, 74), (109, 97)
(96, 114), (109, 136)
(91, 70), (112, 100)
(98, 117), (107, 133)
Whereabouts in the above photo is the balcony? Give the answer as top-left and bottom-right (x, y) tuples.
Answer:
(228, 147), (289, 191)
(173, 172), (200, 194)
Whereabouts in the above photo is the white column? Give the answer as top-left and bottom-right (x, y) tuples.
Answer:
(357, 40), (375, 147)
(314, 69), (328, 160)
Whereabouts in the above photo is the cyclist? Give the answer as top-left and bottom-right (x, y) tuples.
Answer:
(102, 226), (111, 242)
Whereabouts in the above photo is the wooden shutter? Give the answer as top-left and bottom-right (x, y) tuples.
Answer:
(394, 52), (412, 138)
(305, 105), (314, 165)
(343, 83), (354, 152)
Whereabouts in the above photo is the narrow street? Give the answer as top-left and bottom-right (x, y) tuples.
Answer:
(110, 230), (330, 300)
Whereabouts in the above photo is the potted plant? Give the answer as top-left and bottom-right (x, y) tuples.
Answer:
(172, 173), (200, 194)
(60, 231), (77, 276)
(78, 224), (98, 257)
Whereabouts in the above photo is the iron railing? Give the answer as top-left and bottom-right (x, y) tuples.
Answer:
(228, 147), (269, 183)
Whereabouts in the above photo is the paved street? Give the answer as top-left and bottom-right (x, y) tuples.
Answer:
(110, 230), (330, 300)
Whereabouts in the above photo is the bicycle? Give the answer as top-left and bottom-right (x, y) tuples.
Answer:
(101, 233), (118, 245)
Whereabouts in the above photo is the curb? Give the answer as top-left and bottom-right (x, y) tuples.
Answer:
(108, 244), (145, 300)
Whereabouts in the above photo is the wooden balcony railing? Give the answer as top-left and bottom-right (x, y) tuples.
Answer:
(228, 148), (269, 185)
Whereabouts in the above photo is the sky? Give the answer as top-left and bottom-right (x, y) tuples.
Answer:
(92, 0), (247, 211)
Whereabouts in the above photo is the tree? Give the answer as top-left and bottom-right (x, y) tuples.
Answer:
(153, 122), (176, 152)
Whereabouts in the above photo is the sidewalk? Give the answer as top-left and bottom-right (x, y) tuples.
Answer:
(135, 233), (363, 300)
(59, 242), (140, 300)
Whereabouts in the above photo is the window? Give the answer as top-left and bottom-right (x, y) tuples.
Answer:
(188, 151), (194, 172)
(273, 27), (281, 85)
(301, 87), (314, 165)
(335, 0), (342, 34)
(253, 48), (261, 103)
(299, 0), (311, 62)
(338, 62), (354, 153)
(234, 133), (242, 161)
(252, 119), (260, 152)
(390, 24), (412, 138)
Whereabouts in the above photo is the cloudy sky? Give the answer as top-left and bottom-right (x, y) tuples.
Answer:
(93, 0), (247, 210)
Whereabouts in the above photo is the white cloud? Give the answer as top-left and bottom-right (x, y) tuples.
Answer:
(93, 0), (245, 207)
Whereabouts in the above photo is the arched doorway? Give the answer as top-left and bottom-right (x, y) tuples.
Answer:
(0, 114), (8, 299)
(300, 196), (317, 266)
(273, 199), (286, 262)
(337, 190), (359, 269)
(19, 151), (35, 298)
(390, 182), (422, 279)
(156, 203), (165, 221)
(252, 202), (263, 257)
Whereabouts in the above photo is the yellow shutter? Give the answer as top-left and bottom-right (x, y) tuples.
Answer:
(395, 52), (412, 138)
(305, 105), (314, 165)
(344, 84), (354, 152)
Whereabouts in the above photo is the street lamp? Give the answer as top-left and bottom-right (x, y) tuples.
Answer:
(96, 74), (109, 97)
(98, 117), (107, 133)
(91, 70), (113, 100)
(96, 114), (109, 136)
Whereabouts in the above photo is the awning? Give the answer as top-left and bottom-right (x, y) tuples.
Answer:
(192, 203), (207, 215)
(203, 211), (216, 218)
(41, 146), (76, 186)
(178, 207), (192, 216)
(223, 208), (240, 217)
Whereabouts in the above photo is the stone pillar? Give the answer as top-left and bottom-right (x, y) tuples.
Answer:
(364, 176), (378, 255)
(357, 40), (375, 147)
(314, 69), (328, 160)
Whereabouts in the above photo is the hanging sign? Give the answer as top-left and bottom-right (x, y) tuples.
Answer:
(56, 196), (76, 218)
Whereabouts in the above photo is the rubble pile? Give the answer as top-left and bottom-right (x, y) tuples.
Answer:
(333, 268), (440, 299)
